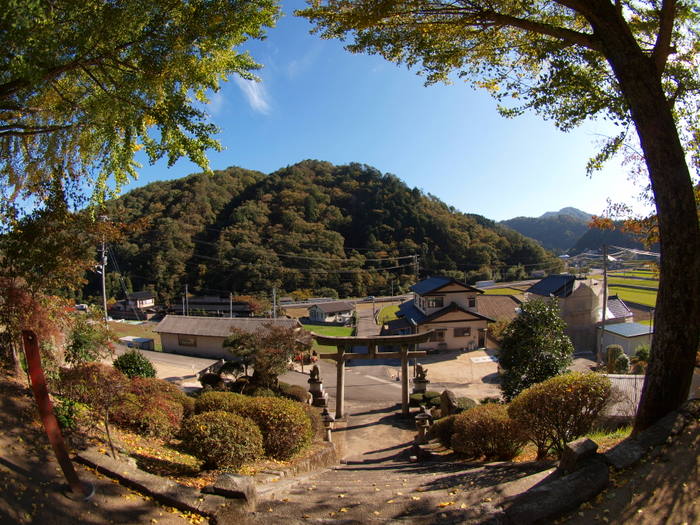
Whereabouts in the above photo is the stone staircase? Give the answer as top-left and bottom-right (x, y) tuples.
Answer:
(247, 442), (553, 524)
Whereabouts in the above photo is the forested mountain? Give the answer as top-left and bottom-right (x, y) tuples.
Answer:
(500, 212), (590, 253)
(89, 161), (563, 304)
(501, 207), (645, 254)
(569, 223), (649, 255)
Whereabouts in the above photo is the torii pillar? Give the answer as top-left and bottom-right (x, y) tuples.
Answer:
(311, 332), (433, 419)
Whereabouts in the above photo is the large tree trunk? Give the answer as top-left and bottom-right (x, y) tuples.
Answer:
(587, 4), (700, 432)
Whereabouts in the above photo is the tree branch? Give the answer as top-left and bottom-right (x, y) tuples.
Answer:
(411, 4), (602, 52)
(652, 0), (676, 73)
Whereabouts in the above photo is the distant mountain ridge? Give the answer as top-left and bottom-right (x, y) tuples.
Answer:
(539, 207), (592, 222)
(501, 207), (644, 254)
(500, 207), (592, 253)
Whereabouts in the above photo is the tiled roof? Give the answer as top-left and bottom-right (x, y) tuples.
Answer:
(476, 295), (522, 321)
(310, 302), (355, 314)
(396, 300), (427, 325)
(603, 322), (652, 338)
(607, 295), (633, 320)
(410, 276), (483, 295)
(154, 315), (301, 337)
(127, 290), (154, 300)
(422, 302), (495, 323)
(380, 318), (413, 335)
(527, 274), (576, 298)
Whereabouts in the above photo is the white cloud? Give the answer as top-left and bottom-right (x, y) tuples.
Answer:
(234, 77), (271, 115)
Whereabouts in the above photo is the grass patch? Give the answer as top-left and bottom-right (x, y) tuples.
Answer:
(607, 276), (658, 289)
(586, 426), (632, 451)
(302, 324), (354, 354)
(483, 287), (526, 296)
(109, 321), (162, 351)
(609, 285), (657, 307)
(377, 304), (399, 324)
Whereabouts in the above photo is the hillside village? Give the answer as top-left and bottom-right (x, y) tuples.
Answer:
(2, 1), (699, 524)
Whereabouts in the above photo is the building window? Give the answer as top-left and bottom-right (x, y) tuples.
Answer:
(454, 327), (471, 337)
(468, 296), (476, 308)
(429, 329), (446, 342)
(426, 296), (444, 308)
(178, 335), (196, 347)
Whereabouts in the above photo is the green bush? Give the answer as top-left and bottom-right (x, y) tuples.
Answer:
(279, 382), (309, 403)
(249, 386), (277, 398)
(53, 396), (81, 431)
(426, 415), (456, 447)
(195, 391), (250, 414)
(409, 393), (425, 407)
(180, 411), (263, 469)
(302, 404), (325, 441)
(614, 353), (630, 374)
(424, 391), (441, 401)
(605, 345), (624, 372)
(456, 397), (477, 411)
(508, 372), (612, 459)
(237, 397), (313, 460)
(451, 404), (526, 460)
(113, 350), (156, 378)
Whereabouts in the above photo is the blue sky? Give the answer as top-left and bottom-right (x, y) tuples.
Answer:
(132, 0), (648, 222)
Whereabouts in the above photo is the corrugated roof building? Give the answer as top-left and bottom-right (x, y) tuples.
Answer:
(154, 315), (302, 359)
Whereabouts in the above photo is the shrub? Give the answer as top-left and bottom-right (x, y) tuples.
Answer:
(633, 344), (650, 364)
(480, 397), (502, 405)
(456, 397), (477, 411)
(508, 372), (612, 459)
(613, 353), (630, 374)
(424, 391), (441, 401)
(111, 377), (196, 439)
(53, 396), (81, 431)
(451, 404), (526, 460)
(199, 373), (226, 390)
(302, 404), (325, 441)
(279, 382), (309, 403)
(180, 411), (263, 469)
(195, 391), (250, 414)
(249, 386), (277, 398)
(426, 415), (456, 447)
(113, 350), (156, 378)
(59, 363), (128, 406)
(605, 345), (624, 372)
(409, 393), (425, 407)
(237, 397), (313, 460)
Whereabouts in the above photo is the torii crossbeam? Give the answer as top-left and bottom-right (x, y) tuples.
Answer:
(310, 332), (433, 418)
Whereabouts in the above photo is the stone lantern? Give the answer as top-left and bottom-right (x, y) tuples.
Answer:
(414, 405), (432, 444)
(320, 408), (335, 442)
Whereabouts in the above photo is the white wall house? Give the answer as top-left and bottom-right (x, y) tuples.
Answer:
(307, 302), (355, 324)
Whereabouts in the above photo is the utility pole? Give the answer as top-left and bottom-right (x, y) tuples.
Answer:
(272, 287), (277, 319)
(181, 295), (185, 316)
(599, 244), (608, 362)
(101, 241), (108, 321)
(229, 292), (233, 318)
(185, 284), (189, 316)
(413, 255), (419, 282)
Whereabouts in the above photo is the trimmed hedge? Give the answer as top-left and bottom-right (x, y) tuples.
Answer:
(279, 382), (309, 403)
(237, 397), (313, 460)
(508, 372), (611, 459)
(195, 391), (249, 414)
(113, 350), (156, 378)
(426, 415), (456, 447)
(451, 404), (526, 460)
(181, 411), (263, 469)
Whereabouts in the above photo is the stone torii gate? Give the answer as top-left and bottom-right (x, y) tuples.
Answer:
(310, 332), (433, 419)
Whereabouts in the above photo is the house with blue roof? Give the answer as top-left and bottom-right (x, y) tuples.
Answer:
(387, 276), (494, 352)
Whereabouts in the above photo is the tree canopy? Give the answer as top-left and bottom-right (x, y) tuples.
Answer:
(299, 0), (700, 431)
(93, 160), (563, 302)
(498, 297), (574, 401)
(0, 0), (279, 222)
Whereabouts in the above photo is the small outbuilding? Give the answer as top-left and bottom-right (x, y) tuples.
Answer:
(307, 302), (355, 324)
(599, 322), (653, 356)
